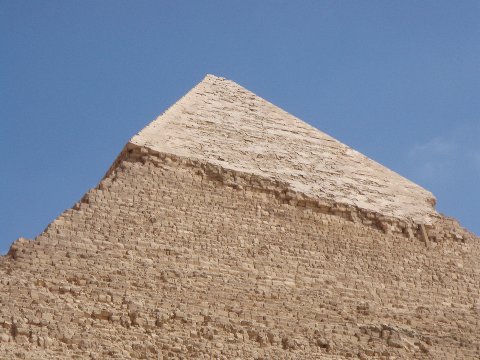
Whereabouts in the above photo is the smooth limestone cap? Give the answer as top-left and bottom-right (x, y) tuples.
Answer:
(131, 74), (437, 223)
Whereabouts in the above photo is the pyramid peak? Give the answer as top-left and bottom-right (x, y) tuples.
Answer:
(2, 75), (477, 360)
(130, 76), (437, 223)
(203, 73), (225, 80)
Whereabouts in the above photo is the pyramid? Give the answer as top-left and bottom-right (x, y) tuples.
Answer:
(129, 75), (437, 223)
(1, 75), (479, 359)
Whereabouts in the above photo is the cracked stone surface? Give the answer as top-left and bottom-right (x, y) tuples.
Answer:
(132, 74), (437, 224)
(1, 75), (478, 359)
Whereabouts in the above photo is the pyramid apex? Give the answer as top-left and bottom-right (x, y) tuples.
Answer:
(129, 76), (437, 223)
(204, 73), (224, 80)
(200, 74), (232, 85)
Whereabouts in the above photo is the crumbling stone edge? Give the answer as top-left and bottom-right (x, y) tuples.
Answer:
(98, 143), (475, 246)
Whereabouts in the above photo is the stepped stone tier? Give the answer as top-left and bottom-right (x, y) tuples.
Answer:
(1, 75), (479, 359)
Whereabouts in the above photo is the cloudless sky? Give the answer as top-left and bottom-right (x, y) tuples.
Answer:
(1, 1), (479, 253)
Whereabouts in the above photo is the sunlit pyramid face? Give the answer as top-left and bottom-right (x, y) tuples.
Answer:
(1, 75), (477, 360)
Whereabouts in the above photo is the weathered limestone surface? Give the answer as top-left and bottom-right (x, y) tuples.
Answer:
(132, 75), (437, 224)
(1, 76), (479, 359)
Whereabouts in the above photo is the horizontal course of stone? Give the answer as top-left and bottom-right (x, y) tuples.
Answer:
(132, 75), (437, 224)
(1, 147), (479, 359)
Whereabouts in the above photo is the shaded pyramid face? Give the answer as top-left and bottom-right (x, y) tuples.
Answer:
(1, 75), (479, 359)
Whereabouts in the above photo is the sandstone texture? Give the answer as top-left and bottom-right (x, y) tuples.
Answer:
(1, 75), (479, 359)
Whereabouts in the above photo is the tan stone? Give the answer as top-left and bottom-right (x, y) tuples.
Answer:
(1, 75), (478, 359)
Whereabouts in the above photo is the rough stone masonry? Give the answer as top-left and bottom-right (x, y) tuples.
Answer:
(1, 75), (479, 359)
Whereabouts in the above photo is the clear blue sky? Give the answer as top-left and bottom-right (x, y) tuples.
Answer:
(1, 1), (479, 253)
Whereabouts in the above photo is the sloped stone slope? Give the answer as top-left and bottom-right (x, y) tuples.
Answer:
(1, 149), (478, 359)
(132, 75), (437, 223)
